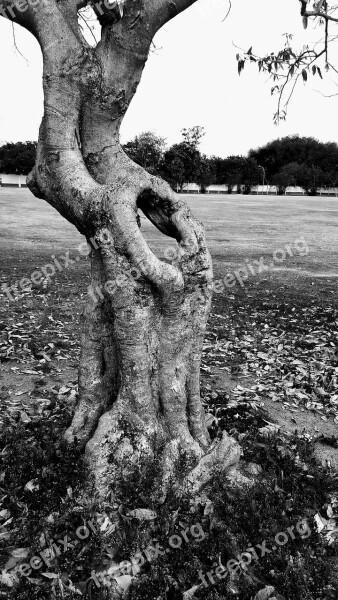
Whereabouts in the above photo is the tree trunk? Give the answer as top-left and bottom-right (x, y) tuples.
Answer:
(6, 0), (240, 501)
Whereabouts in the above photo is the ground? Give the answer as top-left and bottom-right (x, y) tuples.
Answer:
(1, 189), (338, 599)
(1, 190), (338, 463)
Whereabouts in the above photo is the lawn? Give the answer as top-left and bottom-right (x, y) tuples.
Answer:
(1, 189), (338, 600)
(2, 189), (338, 274)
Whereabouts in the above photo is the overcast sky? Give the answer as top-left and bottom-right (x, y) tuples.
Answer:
(1, 0), (338, 157)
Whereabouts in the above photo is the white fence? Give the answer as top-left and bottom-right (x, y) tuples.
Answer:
(180, 183), (338, 196)
(0, 173), (28, 187)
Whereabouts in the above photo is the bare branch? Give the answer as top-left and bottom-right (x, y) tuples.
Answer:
(222, 0), (231, 22)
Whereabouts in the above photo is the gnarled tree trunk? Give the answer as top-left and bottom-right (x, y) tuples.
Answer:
(2, 0), (240, 500)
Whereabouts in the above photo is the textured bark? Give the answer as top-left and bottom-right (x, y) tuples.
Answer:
(1, 0), (240, 502)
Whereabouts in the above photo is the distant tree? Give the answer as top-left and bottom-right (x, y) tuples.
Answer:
(162, 143), (201, 190)
(0, 141), (37, 175)
(272, 161), (301, 195)
(209, 156), (227, 185)
(296, 163), (326, 196)
(162, 127), (205, 190)
(240, 157), (261, 194)
(181, 125), (206, 149)
(325, 168), (338, 192)
(123, 131), (166, 175)
(221, 156), (244, 193)
(196, 155), (215, 193)
(249, 135), (338, 182)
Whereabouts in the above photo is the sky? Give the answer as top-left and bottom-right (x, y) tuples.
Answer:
(1, 0), (338, 157)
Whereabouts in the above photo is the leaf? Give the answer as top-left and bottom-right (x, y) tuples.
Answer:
(41, 572), (59, 579)
(302, 69), (308, 82)
(183, 585), (201, 599)
(127, 509), (157, 521)
(314, 512), (327, 533)
(11, 548), (29, 558)
(115, 575), (133, 592)
(58, 386), (71, 395)
(24, 479), (39, 492)
(0, 570), (17, 587)
(20, 411), (31, 423)
(238, 60), (245, 75)
(259, 423), (280, 437)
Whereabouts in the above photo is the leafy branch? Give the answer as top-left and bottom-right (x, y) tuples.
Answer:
(236, 0), (338, 122)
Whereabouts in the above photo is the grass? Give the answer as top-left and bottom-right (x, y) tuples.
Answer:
(1, 189), (338, 599)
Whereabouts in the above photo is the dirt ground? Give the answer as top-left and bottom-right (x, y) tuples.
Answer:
(1, 189), (338, 470)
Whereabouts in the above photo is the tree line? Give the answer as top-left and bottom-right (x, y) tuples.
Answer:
(1, 133), (338, 195)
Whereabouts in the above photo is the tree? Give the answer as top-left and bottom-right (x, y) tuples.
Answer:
(296, 163), (326, 195)
(221, 156), (244, 193)
(0, 141), (37, 174)
(272, 161), (301, 194)
(123, 131), (166, 175)
(250, 136), (338, 182)
(195, 155), (215, 193)
(240, 157), (261, 194)
(1, 1), (239, 510)
(181, 125), (206, 148)
(162, 126), (205, 190)
(162, 142), (200, 190)
(209, 155), (228, 185)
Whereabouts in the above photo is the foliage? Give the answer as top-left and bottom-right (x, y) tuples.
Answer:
(296, 163), (326, 195)
(195, 155), (216, 193)
(5, 131), (338, 195)
(236, 2), (338, 121)
(240, 156), (262, 194)
(220, 156), (243, 191)
(250, 135), (338, 193)
(181, 125), (206, 149)
(271, 162), (302, 194)
(0, 142), (37, 175)
(162, 142), (201, 190)
(211, 156), (261, 193)
(123, 131), (166, 176)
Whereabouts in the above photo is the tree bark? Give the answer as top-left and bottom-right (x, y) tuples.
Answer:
(2, 0), (240, 500)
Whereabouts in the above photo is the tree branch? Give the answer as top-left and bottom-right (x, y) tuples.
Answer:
(304, 9), (338, 22)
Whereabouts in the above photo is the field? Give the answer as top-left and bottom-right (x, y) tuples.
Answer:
(1, 188), (338, 458)
(2, 189), (338, 275)
(1, 189), (338, 599)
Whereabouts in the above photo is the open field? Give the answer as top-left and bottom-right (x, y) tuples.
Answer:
(1, 189), (338, 451)
(1, 189), (338, 276)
